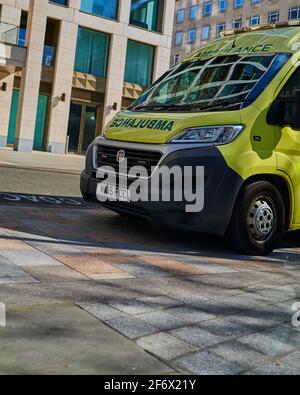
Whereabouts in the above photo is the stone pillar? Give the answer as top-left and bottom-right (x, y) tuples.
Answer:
(102, 33), (128, 130)
(0, 4), (21, 147)
(119, 0), (131, 23)
(153, 0), (175, 79)
(46, 20), (78, 155)
(14, 0), (48, 152)
(162, 0), (176, 37)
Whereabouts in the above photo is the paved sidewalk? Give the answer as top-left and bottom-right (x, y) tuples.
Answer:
(0, 204), (299, 375)
(0, 148), (85, 174)
(0, 304), (172, 375)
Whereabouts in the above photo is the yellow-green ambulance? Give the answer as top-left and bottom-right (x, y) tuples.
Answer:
(81, 23), (300, 255)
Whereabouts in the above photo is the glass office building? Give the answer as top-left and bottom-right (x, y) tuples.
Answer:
(0, 0), (174, 154)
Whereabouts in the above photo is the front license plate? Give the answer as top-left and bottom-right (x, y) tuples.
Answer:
(97, 183), (130, 202)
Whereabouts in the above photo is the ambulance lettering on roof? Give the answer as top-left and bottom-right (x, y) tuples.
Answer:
(186, 26), (300, 62)
(194, 44), (274, 60)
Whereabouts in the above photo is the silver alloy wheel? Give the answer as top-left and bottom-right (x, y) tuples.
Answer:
(248, 199), (275, 241)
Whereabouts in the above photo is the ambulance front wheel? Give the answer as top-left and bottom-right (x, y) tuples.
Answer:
(227, 181), (285, 255)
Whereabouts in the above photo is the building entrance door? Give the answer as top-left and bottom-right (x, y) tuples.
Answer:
(67, 103), (98, 154)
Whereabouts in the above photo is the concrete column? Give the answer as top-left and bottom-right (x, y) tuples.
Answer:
(0, 74), (14, 147)
(162, 0), (176, 37)
(0, 4), (21, 147)
(102, 33), (128, 130)
(153, 45), (172, 80)
(46, 20), (78, 155)
(14, 0), (48, 152)
(119, 0), (131, 24)
(153, 0), (175, 79)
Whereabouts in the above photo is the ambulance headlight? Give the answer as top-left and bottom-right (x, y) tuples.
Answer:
(169, 125), (244, 145)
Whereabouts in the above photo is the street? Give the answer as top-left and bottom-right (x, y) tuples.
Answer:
(0, 160), (299, 375)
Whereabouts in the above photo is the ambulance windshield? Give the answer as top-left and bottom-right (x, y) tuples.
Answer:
(131, 53), (290, 112)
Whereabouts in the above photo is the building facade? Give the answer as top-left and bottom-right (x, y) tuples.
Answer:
(172, 0), (300, 64)
(0, 0), (174, 155)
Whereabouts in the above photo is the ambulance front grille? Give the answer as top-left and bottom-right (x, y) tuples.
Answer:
(95, 145), (163, 177)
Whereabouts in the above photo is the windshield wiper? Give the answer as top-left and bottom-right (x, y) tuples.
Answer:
(132, 104), (206, 112)
(132, 99), (254, 113)
(196, 99), (255, 112)
(132, 104), (172, 112)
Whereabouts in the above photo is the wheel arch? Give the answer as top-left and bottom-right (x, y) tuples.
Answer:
(239, 174), (292, 231)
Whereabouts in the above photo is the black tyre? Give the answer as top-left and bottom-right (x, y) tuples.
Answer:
(227, 181), (285, 255)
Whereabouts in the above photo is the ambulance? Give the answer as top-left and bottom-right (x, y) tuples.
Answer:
(81, 23), (300, 255)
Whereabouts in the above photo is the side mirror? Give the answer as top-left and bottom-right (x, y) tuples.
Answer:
(267, 96), (300, 129)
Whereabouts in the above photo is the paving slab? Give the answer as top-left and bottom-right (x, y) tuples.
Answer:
(0, 239), (62, 267)
(166, 306), (216, 324)
(106, 316), (158, 339)
(280, 351), (300, 368)
(136, 296), (180, 309)
(238, 333), (295, 357)
(0, 276), (38, 285)
(137, 332), (197, 361)
(0, 304), (172, 375)
(108, 299), (156, 315)
(175, 351), (243, 375)
(246, 361), (300, 375)
(22, 266), (89, 282)
(0, 256), (31, 278)
(78, 302), (129, 322)
(114, 263), (172, 278)
(265, 325), (300, 347)
(136, 311), (188, 331)
(209, 341), (268, 368)
(198, 317), (254, 338)
(170, 326), (226, 348)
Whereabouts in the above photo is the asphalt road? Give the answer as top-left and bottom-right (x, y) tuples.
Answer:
(0, 167), (82, 197)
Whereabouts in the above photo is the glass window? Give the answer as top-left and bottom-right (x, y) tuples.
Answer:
(51, 0), (68, 4)
(188, 29), (196, 44)
(268, 11), (280, 24)
(131, 53), (291, 112)
(249, 15), (260, 26)
(203, 2), (212, 16)
(18, 12), (27, 47)
(130, 0), (163, 32)
(289, 6), (300, 20)
(74, 27), (110, 78)
(232, 18), (242, 29)
(279, 67), (300, 97)
(80, 0), (119, 20)
(173, 54), (181, 65)
(124, 40), (154, 87)
(175, 31), (183, 45)
(250, 0), (261, 4)
(234, 0), (243, 8)
(177, 9), (185, 23)
(219, 0), (227, 12)
(190, 5), (198, 20)
(202, 25), (211, 40)
(216, 22), (226, 37)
